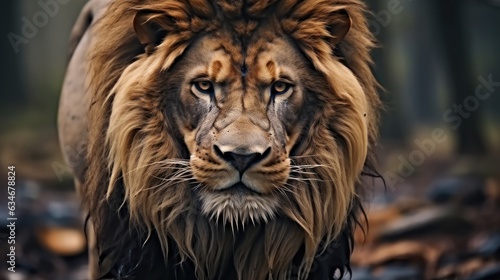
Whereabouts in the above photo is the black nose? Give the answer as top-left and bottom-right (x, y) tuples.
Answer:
(214, 145), (270, 173)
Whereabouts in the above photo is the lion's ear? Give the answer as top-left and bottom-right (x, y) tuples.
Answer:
(133, 10), (169, 55)
(328, 10), (351, 46)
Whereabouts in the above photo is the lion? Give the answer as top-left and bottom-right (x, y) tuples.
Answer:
(58, 0), (380, 279)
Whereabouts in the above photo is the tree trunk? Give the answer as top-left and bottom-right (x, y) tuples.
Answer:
(432, 0), (486, 154)
(0, 1), (25, 109)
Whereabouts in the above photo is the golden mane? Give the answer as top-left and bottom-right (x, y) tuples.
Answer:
(82, 0), (380, 279)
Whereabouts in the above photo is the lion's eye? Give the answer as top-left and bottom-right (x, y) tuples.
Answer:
(271, 81), (291, 95)
(193, 80), (214, 95)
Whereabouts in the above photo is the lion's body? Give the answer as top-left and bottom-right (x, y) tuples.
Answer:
(58, 0), (380, 279)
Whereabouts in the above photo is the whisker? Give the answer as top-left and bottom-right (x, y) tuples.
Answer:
(152, 176), (196, 184)
(113, 159), (191, 184)
(271, 182), (297, 197)
(155, 168), (193, 180)
(288, 176), (323, 182)
(290, 164), (333, 170)
(140, 176), (197, 193)
(191, 183), (204, 192)
(124, 159), (190, 175)
(289, 170), (317, 176)
(289, 155), (322, 159)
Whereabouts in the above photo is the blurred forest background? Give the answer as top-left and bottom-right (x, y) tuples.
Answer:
(0, 0), (499, 279)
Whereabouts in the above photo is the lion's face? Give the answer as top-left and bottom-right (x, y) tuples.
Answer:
(174, 31), (314, 224)
(87, 1), (379, 278)
(105, 1), (370, 239)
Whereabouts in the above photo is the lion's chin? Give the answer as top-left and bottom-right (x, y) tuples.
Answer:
(198, 185), (278, 229)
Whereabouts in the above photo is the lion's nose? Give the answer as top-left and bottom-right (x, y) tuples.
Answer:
(214, 145), (270, 173)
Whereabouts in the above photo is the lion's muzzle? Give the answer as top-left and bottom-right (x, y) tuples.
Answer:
(213, 115), (271, 172)
(191, 112), (286, 224)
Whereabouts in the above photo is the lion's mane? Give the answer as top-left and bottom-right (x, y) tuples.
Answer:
(83, 0), (380, 279)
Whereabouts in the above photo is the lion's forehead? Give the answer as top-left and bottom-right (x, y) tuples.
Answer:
(194, 34), (299, 87)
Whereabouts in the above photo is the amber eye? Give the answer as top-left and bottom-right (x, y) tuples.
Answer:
(271, 81), (291, 95)
(193, 80), (214, 95)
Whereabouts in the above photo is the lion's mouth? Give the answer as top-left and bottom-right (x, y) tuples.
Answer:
(216, 182), (262, 196)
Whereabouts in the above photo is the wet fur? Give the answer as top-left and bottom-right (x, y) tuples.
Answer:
(82, 0), (380, 279)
